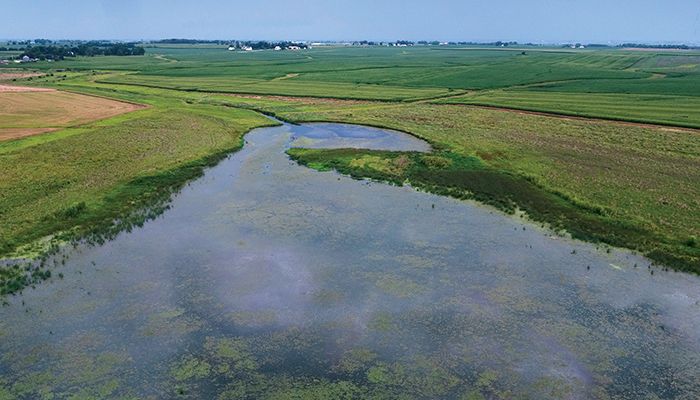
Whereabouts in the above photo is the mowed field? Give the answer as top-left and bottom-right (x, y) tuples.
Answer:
(0, 87), (144, 141)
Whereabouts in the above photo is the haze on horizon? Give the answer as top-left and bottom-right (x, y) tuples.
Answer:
(3, 0), (700, 45)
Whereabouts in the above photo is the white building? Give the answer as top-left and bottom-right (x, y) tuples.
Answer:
(274, 46), (282, 51)
(228, 46), (235, 51)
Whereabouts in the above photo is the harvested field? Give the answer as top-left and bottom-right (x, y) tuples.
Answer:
(0, 84), (54, 92)
(0, 90), (145, 141)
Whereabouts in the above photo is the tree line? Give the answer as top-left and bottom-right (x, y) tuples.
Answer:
(230, 41), (308, 50)
(19, 42), (145, 60)
(618, 43), (697, 50)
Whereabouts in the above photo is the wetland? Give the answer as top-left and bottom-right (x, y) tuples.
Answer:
(1, 122), (699, 399)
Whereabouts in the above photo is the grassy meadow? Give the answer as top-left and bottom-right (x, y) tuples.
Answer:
(0, 44), (699, 293)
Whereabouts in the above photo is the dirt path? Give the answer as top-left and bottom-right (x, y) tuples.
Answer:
(271, 73), (300, 81)
(0, 84), (55, 92)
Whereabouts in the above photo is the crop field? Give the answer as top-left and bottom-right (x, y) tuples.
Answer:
(99, 73), (454, 101)
(437, 91), (700, 128)
(0, 51), (21, 59)
(0, 44), (699, 289)
(0, 88), (144, 140)
(36, 45), (692, 126)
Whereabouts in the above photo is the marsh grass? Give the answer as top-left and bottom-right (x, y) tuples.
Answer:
(289, 147), (699, 272)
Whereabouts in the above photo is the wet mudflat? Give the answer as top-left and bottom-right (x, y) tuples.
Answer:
(0, 123), (699, 399)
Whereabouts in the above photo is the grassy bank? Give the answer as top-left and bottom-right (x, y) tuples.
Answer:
(0, 91), (275, 294)
(289, 147), (698, 272)
(207, 95), (699, 272)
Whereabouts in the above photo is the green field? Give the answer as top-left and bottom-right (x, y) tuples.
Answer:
(8, 45), (695, 125)
(1, 45), (699, 293)
(438, 91), (700, 128)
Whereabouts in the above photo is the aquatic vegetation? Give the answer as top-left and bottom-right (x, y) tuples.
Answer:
(171, 356), (212, 381)
(334, 348), (378, 375)
(288, 147), (699, 272)
(204, 337), (258, 373)
(371, 273), (425, 298)
(141, 307), (201, 337)
(228, 310), (279, 328)
(0, 381), (13, 400)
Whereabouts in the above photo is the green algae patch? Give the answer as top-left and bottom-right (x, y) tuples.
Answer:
(372, 274), (425, 298)
(171, 356), (212, 382)
(265, 380), (362, 400)
(334, 348), (378, 375)
(367, 359), (462, 398)
(204, 337), (258, 373)
(0, 383), (14, 400)
(141, 307), (202, 337)
(228, 310), (279, 328)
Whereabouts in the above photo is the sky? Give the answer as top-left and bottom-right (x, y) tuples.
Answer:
(3, 0), (700, 44)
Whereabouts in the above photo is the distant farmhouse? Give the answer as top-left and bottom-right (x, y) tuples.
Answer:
(225, 41), (308, 52)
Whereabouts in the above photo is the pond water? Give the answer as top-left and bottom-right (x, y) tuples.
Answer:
(1, 122), (699, 399)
